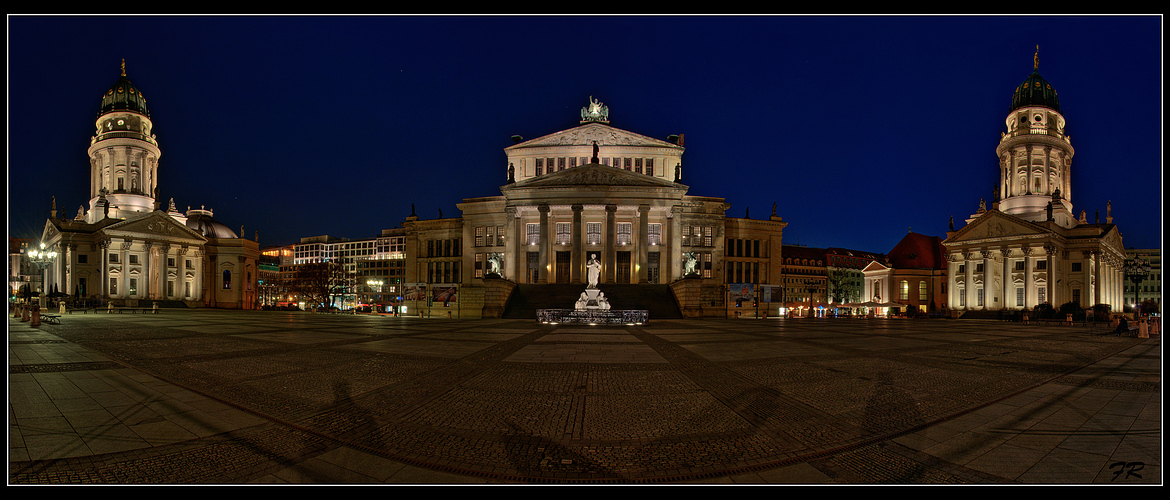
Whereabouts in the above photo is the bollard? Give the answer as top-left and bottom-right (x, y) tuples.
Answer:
(1139, 318), (1149, 338)
(31, 306), (41, 327)
(447, 311), (452, 319)
(60, 302), (67, 314)
(14, 303), (22, 318)
(21, 305), (30, 322)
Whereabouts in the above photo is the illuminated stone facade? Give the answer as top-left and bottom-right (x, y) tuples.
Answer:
(404, 98), (788, 317)
(37, 62), (259, 309)
(943, 52), (1125, 313)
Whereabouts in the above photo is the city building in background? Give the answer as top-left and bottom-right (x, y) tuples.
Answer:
(1124, 248), (1161, 313)
(863, 232), (948, 314)
(943, 50), (1126, 314)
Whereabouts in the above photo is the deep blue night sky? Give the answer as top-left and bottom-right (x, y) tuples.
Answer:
(7, 15), (1163, 255)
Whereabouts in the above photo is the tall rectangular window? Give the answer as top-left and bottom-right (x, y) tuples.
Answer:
(586, 222), (601, 245)
(919, 281), (927, 301)
(634, 158), (643, 174)
(130, 278), (138, 295)
(475, 226), (484, 247)
(1038, 287), (1046, 304)
(648, 224), (661, 246)
(616, 223), (632, 245)
(977, 288), (985, 307)
(682, 226), (691, 246)
(646, 158), (654, 175)
(111, 277), (118, 294)
(526, 223), (540, 245)
(496, 226), (505, 246)
(556, 222), (571, 245)
(1017, 287), (1024, 306)
(535, 158), (544, 176)
(703, 227), (713, 247)
(901, 280), (909, 300)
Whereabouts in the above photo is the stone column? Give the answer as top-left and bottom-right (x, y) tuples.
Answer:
(571, 204), (583, 284)
(143, 241), (153, 299)
(1092, 251), (1102, 306)
(537, 204), (549, 284)
(668, 206), (682, 283)
(100, 239), (110, 299)
(1044, 245), (1056, 305)
(1001, 248), (1012, 309)
(605, 204), (617, 284)
(1081, 251), (1093, 306)
(637, 204), (650, 284)
(121, 240), (131, 297)
(982, 248), (993, 310)
(963, 251), (973, 310)
(505, 207), (518, 281)
(1022, 247), (1033, 310)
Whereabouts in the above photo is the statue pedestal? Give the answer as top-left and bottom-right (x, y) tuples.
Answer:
(575, 288), (610, 311)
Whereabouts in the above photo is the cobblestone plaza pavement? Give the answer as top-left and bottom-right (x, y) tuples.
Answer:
(8, 310), (1161, 485)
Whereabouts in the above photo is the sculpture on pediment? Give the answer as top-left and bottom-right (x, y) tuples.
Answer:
(977, 198), (986, 213)
(674, 163), (682, 183)
(507, 163), (515, 184)
(581, 96), (609, 123)
(592, 141), (599, 163)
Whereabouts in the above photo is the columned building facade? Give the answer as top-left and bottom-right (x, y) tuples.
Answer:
(403, 98), (787, 317)
(37, 62), (259, 308)
(943, 50), (1125, 313)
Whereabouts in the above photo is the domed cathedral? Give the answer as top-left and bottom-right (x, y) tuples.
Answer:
(943, 48), (1125, 314)
(406, 97), (788, 319)
(38, 61), (260, 309)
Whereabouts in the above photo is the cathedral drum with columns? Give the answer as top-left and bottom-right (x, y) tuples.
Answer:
(943, 49), (1125, 314)
(37, 62), (259, 309)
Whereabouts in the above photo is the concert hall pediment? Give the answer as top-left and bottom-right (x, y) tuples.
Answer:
(506, 122), (682, 150)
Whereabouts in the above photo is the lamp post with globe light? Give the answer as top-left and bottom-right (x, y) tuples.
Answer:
(1124, 257), (1151, 314)
(27, 242), (58, 308)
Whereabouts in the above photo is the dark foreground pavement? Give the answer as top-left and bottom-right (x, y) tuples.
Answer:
(8, 310), (1161, 485)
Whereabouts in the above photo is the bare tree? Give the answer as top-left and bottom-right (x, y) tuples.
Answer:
(290, 261), (350, 311)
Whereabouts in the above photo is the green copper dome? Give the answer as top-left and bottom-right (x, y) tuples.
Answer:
(1010, 70), (1061, 113)
(1010, 47), (1060, 113)
(99, 61), (150, 117)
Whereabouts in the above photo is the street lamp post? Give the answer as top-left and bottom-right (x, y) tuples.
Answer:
(27, 242), (57, 308)
(367, 279), (383, 313)
(1124, 257), (1151, 314)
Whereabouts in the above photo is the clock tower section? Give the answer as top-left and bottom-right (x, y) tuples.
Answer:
(86, 60), (161, 223)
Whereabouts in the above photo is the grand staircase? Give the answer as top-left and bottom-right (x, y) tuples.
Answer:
(502, 284), (682, 320)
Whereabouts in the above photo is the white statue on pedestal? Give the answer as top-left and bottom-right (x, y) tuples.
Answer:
(575, 292), (589, 311)
(586, 254), (601, 288)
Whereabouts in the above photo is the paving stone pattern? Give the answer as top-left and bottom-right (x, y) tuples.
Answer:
(8, 311), (1160, 484)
